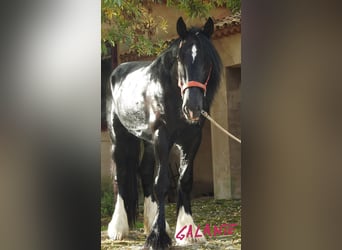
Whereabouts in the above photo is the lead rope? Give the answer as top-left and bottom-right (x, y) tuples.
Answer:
(201, 110), (241, 144)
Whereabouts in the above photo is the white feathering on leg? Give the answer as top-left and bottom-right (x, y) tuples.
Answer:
(143, 196), (171, 235)
(175, 206), (206, 245)
(107, 194), (129, 240)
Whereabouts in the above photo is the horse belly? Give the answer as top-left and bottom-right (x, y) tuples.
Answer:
(115, 94), (150, 134)
(112, 65), (166, 141)
(112, 72), (155, 141)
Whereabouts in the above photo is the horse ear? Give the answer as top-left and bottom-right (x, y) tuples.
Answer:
(177, 17), (187, 39)
(203, 17), (214, 38)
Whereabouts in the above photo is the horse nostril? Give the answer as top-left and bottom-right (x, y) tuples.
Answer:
(183, 106), (189, 116)
(183, 105), (202, 121)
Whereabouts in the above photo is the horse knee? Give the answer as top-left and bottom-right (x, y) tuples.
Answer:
(154, 176), (170, 198)
(180, 177), (193, 191)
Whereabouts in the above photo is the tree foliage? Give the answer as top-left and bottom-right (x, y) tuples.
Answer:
(102, 0), (240, 56)
(166, 0), (240, 18)
(102, 0), (168, 56)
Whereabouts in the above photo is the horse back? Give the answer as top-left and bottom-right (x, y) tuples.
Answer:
(110, 61), (151, 84)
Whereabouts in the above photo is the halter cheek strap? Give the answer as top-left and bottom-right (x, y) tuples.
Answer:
(178, 65), (212, 97)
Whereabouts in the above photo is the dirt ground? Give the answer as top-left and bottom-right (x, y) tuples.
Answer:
(101, 197), (241, 250)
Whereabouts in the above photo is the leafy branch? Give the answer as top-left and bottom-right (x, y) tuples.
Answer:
(101, 0), (240, 56)
(166, 0), (240, 18)
(102, 0), (168, 56)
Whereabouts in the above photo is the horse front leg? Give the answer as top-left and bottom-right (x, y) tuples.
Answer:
(139, 141), (171, 236)
(174, 130), (206, 245)
(144, 127), (172, 249)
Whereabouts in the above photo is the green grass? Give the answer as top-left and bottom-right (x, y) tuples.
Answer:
(101, 179), (114, 219)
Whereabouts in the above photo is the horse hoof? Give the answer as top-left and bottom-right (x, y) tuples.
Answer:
(175, 232), (207, 246)
(144, 228), (172, 250)
(174, 206), (207, 245)
(144, 220), (171, 236)
(107, 194), (129, 240)
(107, 218), (129, 240)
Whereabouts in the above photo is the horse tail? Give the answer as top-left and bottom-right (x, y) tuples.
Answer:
(116, 133), (140, 228)
(106, 73), (116, 143)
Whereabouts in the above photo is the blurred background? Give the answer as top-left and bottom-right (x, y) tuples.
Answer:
(1, 0), (342, 250)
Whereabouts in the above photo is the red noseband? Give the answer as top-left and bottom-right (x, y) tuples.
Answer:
(178, 65), (212, 97)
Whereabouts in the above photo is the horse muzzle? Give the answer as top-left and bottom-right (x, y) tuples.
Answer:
(181, 84), (204, 123)
(182, 105), (201, 122)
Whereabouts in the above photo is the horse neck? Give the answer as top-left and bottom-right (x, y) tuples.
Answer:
(151, 49), (178, 84)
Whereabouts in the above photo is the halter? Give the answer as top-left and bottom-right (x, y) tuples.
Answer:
(178, 64), (212, 97)
(177, 40), (213, 97)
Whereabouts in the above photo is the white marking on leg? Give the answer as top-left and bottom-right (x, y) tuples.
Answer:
(107, 194), (129, 240)
(191, 44), (197, 63)
(143, 196), (171, 235)
(175, 206), (206, 245)
(143, 196), (157, 234)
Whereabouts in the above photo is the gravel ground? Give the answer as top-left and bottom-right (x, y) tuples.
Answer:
(101, 197), (241, 250)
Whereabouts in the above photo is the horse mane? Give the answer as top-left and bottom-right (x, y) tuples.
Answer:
(149, 39), (179, 77)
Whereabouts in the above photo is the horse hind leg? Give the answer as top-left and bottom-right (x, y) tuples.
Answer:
(138, 141), (171, 236)
(107, 118), (140, 240)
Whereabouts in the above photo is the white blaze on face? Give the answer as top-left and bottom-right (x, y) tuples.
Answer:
(107, 194), (129, 240)
(191, 44), (197, 63)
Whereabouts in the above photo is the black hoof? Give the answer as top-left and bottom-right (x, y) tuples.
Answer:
(144, 228), (172, 250)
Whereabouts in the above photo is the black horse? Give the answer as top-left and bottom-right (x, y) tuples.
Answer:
(106, 17), (222, 249)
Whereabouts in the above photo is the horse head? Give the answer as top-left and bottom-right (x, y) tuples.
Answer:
(176, 17), (215, 123)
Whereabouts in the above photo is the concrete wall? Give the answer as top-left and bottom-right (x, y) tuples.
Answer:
(210, 34), (241, 199)
(227, 66), (241, 199)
